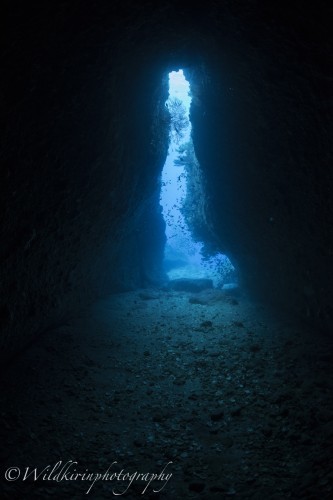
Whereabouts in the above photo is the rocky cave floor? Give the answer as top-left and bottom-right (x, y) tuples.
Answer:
(1, 286), (333, 499)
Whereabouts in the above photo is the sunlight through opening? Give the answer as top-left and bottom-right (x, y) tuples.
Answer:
(160, 70), (237, 287)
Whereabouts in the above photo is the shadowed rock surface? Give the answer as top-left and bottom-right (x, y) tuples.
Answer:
(0, 1), (332, 498)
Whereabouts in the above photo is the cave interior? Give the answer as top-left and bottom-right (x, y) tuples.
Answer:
(1, 1), (333, 498)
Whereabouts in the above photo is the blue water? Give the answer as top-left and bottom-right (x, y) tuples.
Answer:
(160, 70), (236, 287)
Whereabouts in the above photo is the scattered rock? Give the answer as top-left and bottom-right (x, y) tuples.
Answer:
(220, 436), (234, 448)
(2, 287), (333, 500)
(231, 406), (243, 417)
(173, 378), (186, 386)
(210, 484), (230, 493)
(189, 482), (205, 493)
(249, 344), (261, 352)
(168, 278), (213, 293)
(138, 291), (159, 300)
(133, 439), (144, 447)
(262, 427), (273, 437)
(232, 321), (244, 328)
(222, 283), (240, 296)
(200, 320), (213, 328)
(210, 411), (224, 422)
(223, 283), (238, 289)
(189, 289), (225, 305)
(189, 296), (206, 305)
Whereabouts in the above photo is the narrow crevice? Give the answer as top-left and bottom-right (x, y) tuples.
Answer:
(160, 69), (237, 289)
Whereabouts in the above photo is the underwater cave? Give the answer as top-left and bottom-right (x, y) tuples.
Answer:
(160, 69), (237, 288)
(1, 1), (332, 498)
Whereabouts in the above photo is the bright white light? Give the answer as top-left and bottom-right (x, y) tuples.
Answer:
(168, 70), (191, 110)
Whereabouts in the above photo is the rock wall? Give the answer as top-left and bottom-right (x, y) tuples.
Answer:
(185, 4), (332, 330)
(1, 1), (332, 361)
(1, 1), (171, 362)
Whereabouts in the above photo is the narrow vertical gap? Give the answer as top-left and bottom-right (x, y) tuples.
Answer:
(160, 69), (236, 287)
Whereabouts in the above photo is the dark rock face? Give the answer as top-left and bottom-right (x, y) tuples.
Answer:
(185, 5), (332, 330)
(1, 1), (332, 360)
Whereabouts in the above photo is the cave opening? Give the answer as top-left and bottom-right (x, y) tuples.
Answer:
(1, 4), (333, 497)
(160, 69), (237, 288)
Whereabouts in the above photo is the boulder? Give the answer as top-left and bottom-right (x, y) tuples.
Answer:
(167, 278), (213, 293)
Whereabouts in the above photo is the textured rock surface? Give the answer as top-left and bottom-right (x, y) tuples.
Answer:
(1, 290), (333, 498)
(1, 1), (332, 360)
(185, 5), (332, 329)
